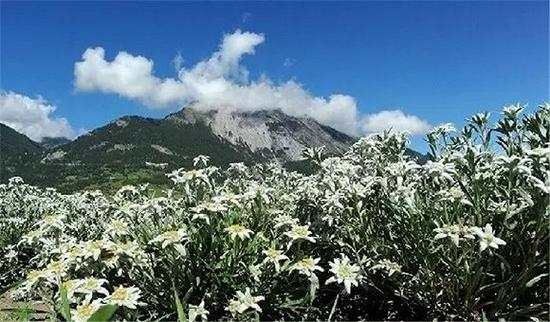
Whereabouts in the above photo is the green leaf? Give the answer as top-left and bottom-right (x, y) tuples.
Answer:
(309, 274), (319, 305)
(172, 284), (186, 322)
(87, 305), (117, 322)
(58, 282), (72, 322)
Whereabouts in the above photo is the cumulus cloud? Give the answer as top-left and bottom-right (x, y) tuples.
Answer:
(361, 110), (432, 135)
(0, 91), (75, 142)
(74, 29), (430, 136)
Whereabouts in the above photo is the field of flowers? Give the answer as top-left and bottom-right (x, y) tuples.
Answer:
(1, 104), (549, 321)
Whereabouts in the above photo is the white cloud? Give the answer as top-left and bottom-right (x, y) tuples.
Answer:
(361, 110), (432, 135)
(73, 29), (431, 137)
(0, 91), (75, 142)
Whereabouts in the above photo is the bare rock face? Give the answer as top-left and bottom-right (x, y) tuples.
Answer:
(167, 106), (355, 162)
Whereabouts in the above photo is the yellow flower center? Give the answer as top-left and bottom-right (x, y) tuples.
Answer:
(338, 265), (353, 278)
(111, 288), (129, 301)
(76, 304), (94, 318)
(299, 258), (314, 268)
(63, 280), (74, 290)
(266, 249), (281, 258)
(85, 279), (98, 289)
(293, 226), (308, 236)
(230, 225), (246, 233)
(163, 230), (179, 240)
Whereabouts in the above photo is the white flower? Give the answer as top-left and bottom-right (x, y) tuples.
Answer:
(284, 224), (316, 244)
(76, 277), (110, 297)
(226, 299), (241, 316)
(370, 259), (402, 277)
(189, 300), (209, 322)
(262, 247), (289, 271)
(224, 224), (254, 240)
(471, 224), (507, 252)
(82, 240), (104, 261)
(326, 255), (361, 294)
(23, 269), (52, 289)
(193, 155), (210, 168)
(108, 286), (142, 309)
(39, 213), (65, 229)
(106, 219), (129, 236)
(290, 257), (324, 276)
(5, 249), (17, 261)
(46, 260), (67, 278)
(62, 244), (84, 264)
(433, 224), (475, 246)
(149, 228), (187, 248)
(234, 287), (265, 313)
(273, 214), (299, 229)
(61, 279), (81, 301)
(71, 299), (103, 322)
(249, 264), (262, 282)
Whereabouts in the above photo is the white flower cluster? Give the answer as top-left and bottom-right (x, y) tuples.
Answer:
(0, 104), (548, 321)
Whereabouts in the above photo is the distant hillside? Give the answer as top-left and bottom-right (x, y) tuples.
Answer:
(0, 123), (43, 182)
(41, 137), (72, 149)
(0, 107), (426, 192)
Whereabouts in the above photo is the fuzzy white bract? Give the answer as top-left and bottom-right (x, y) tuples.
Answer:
(108, 286), (142, 309)
(326, 255), (361, 294)
(224, 224), (254, 240)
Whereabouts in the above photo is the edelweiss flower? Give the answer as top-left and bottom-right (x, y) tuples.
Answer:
(234, 288), (265, 313)
(63, 244), (84, 263)
(262, 247), (289, 271)
(189, 300), (209, 322)
(224, 224), (254, 240)
(40, 213), (65, 229)
(149, 228), (187, 248)
(284, 224), (316, 244)
(61, 279), (81, 301)
(21, 229), (44, 244)
(76, 277), (109, 297)
(471, 224), (507, 252)
(5, 249), (17, 261)
(71, 299), (103, 322)
(110, 240), (144, 259)
(226, 299), (241, 316)
(370, 259), (402, 277)
(102, 255), (119, 269)
(433, 224), (475, 246)
(290, 257), (324, 276)
(46, 260), (67, 277)
(23, 269), (51, 289)
(108, 286), (141, 309)
(249, 264), (262, 282)
(273, 214), (299, 229)
(106, 219), (129, 236)
(326, 255), (361, 294)
(193, 155), (210, 168)
(82, 240), (104, 261)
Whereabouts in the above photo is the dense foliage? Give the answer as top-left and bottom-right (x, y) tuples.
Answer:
(1, 104), (548, 321)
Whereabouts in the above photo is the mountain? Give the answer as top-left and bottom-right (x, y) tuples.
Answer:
(40, 107), (355, 167)
(0, 123), (44, 182)
(41, 137), (72, 149)
(1, 107), (425, 192)
(166, 107), (355, 161)
(3, 107), (355, 192)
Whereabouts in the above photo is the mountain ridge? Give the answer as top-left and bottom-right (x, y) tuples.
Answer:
(0, 107), (425, 192)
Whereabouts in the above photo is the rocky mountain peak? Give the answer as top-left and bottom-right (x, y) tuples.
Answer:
(167, 106), (355, 161)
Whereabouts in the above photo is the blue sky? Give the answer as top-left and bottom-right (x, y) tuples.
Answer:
(1, 1), (548, 150)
